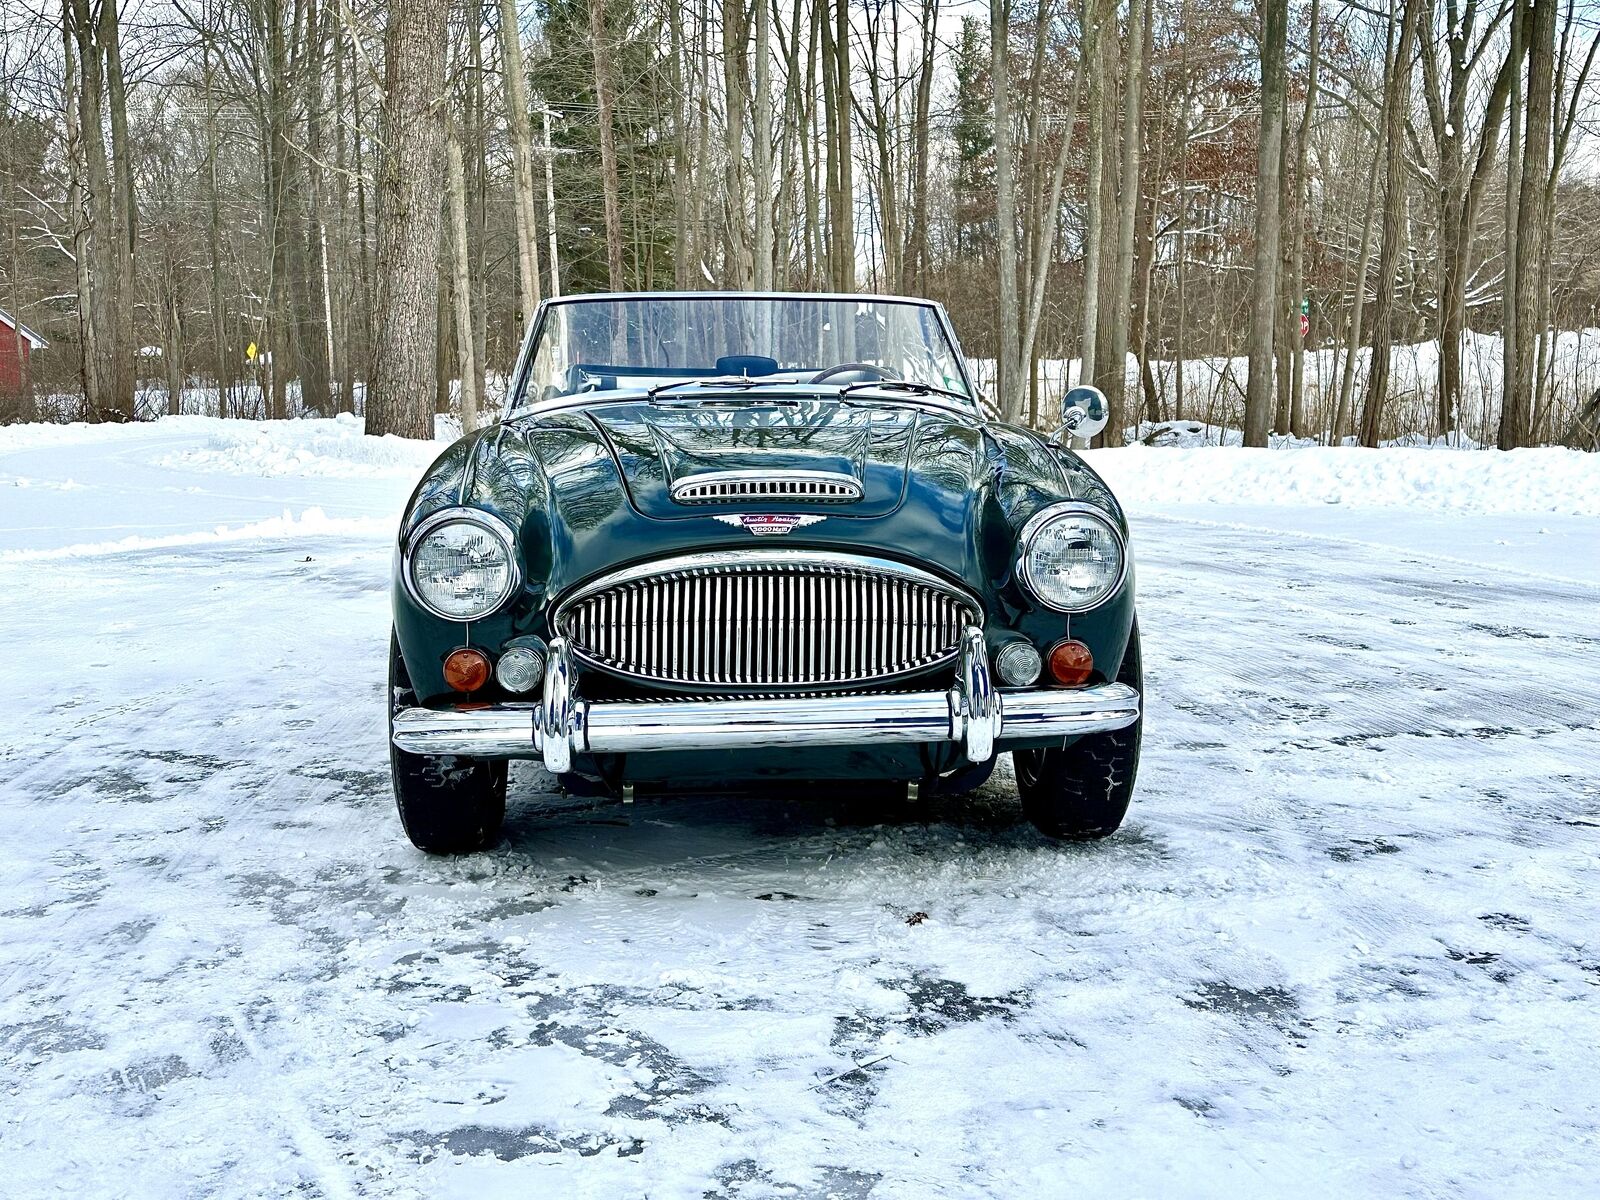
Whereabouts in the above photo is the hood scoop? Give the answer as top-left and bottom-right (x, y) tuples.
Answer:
(670, 470), (863, 505)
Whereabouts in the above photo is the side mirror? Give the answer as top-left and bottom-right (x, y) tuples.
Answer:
(1055, 384), (1109, 443)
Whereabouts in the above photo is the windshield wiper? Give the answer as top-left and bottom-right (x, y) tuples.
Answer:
(838, 379), (974, 405)
(647, 376), (764, 400)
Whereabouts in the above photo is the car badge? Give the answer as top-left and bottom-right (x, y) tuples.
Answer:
(713, 513), (826, 537)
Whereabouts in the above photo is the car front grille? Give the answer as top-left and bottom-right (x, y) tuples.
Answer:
(669, 471), (862, 504)
(554, 552), (979, 690)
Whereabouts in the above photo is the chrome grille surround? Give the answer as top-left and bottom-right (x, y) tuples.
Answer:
(552, 550), (981, 691)
(670, 470), (863, 505)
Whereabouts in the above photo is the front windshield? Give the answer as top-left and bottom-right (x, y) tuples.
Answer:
(515, 295), (972, 410)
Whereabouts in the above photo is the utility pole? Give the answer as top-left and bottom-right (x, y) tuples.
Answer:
(540, 108), (562, 297)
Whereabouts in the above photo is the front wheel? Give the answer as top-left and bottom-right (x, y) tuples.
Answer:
(389, 631), (506, 854)
(1014, 620), (1142, 840)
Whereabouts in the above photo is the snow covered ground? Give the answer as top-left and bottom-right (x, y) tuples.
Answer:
(2, 418), (1597, 1198)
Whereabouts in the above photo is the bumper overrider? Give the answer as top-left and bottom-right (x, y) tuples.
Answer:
(391, 626), (1141, 772)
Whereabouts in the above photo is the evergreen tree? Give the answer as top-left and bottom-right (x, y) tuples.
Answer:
(951, 15), (995, 260)
(534, 0), (675, 292)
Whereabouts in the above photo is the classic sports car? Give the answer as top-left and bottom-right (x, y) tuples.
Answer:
(389, 293), (1141, 852)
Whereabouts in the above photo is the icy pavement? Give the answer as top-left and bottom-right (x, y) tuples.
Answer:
(1, 422), (1598, 1197)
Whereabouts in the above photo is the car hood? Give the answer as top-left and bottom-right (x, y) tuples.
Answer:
(582, 398), (922, 518)
(402, 397), (1120, 612)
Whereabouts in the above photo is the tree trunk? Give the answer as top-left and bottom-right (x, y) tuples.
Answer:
(669, 0), (691, 287)
(1090, 17), (1120, 429)
(1501, 0), (1526, 448)
(1244, 0), (1288, 447)
(63, 0), (131, 422)
(165, 290), (183, 417)
(447, 130), (480, 433)
(590, 0), (626, 289)
(102, 0), (137, 415)
(1334, 134), (1386, 445)
(1418, 0), (1516, 440)
(291, 0), (334, 417)
(906, 0), (938, 292)
(753, 0), (775, 288)
(992, 0), (1022, 419)
(351, 32), (375, 402)
(1019, 0), (1088, 393)
(498, 0), (544, 320)
(367, 0), (451, 440)
(722, 0), (751, 283)
(1077, 1), (1105, 386)
(1103, 0), (1146, 441)
(821, 0), (855, 290)
(331, 24), (354, 414)
(1359, 0), (1421, 448)
(203, 35), (233, 416)
(1283, 0), (1319, 438)
(1504, 0), (1556, 449)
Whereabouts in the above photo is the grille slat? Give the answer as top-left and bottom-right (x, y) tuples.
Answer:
(671, 471), (863, 505)
(558, 556), (977, 690)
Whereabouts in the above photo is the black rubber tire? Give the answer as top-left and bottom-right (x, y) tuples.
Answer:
(389, 631), (507, 854)
(1014, 619), (1142, 841)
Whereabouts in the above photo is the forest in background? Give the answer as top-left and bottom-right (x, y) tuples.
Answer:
(3, 0), (1600, 449)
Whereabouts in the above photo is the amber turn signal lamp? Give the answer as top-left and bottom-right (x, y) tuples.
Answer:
(1046, 639), (1094, 687)
(443, 647), (492, 693)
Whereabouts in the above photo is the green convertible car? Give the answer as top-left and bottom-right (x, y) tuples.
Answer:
(388, 292), (1141, 852)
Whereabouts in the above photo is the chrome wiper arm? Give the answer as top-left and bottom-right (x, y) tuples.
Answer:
(839, 379), (974, 405)
(647, 376), (763, 401)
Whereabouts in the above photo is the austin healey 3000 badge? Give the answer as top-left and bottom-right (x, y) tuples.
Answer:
(712, 513), (827, 537)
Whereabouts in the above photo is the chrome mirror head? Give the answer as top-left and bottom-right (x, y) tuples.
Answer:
(1057, 385), (1109, 442)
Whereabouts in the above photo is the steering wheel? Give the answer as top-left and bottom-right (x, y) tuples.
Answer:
(809, 362), (896, 385)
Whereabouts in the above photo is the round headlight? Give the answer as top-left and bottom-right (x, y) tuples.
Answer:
(405, 509), (520, 621)
(1017, 504), (1126, 612)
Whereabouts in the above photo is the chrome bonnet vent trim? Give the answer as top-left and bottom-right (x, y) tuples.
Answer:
(670, 470), (863, 505)
(553, 550), (981, 691)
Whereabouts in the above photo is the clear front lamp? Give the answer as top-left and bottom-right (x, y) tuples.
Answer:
(1019, 506), (1126, 612)
(406, 512), (518, 620)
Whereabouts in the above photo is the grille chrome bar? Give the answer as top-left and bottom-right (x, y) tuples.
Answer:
(553, 550), (981, 691)
(670, 469), (863, 505)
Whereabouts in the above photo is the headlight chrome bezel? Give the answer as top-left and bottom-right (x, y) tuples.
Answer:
(1016, 502), (1128, 614)
(402, 506), (522, 622)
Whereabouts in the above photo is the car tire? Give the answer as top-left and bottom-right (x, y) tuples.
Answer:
(389, 630), (507, 854)
(1014, 619), (1142, 841)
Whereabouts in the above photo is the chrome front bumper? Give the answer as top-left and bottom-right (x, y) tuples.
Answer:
(391, 627), (1141, 772)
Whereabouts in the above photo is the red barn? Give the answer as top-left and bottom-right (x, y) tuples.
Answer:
(0, 307), (47, 395)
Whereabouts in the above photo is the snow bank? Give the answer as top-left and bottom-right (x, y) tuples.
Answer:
(155, 413), (454, 479)
(0, 507), (390, 562)
(1086, 444), (1600, 516)
(0, 413), (454, 478)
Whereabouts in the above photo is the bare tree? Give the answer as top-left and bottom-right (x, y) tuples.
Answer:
(498, 0), (544, 318)
(590, 0), (625, 289)
(992, 0), (1021, 417)
(1359, 0), (1422, 448)
(447, 127), (480, 431)
(1103, 0), (1147, 439)
(61, 0), (134, 421)
(752, 0), (775, 288)
(368, 0), (452, 440)
(1503, 0), (1556, 448)
(1244, 0), (1287, 447)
